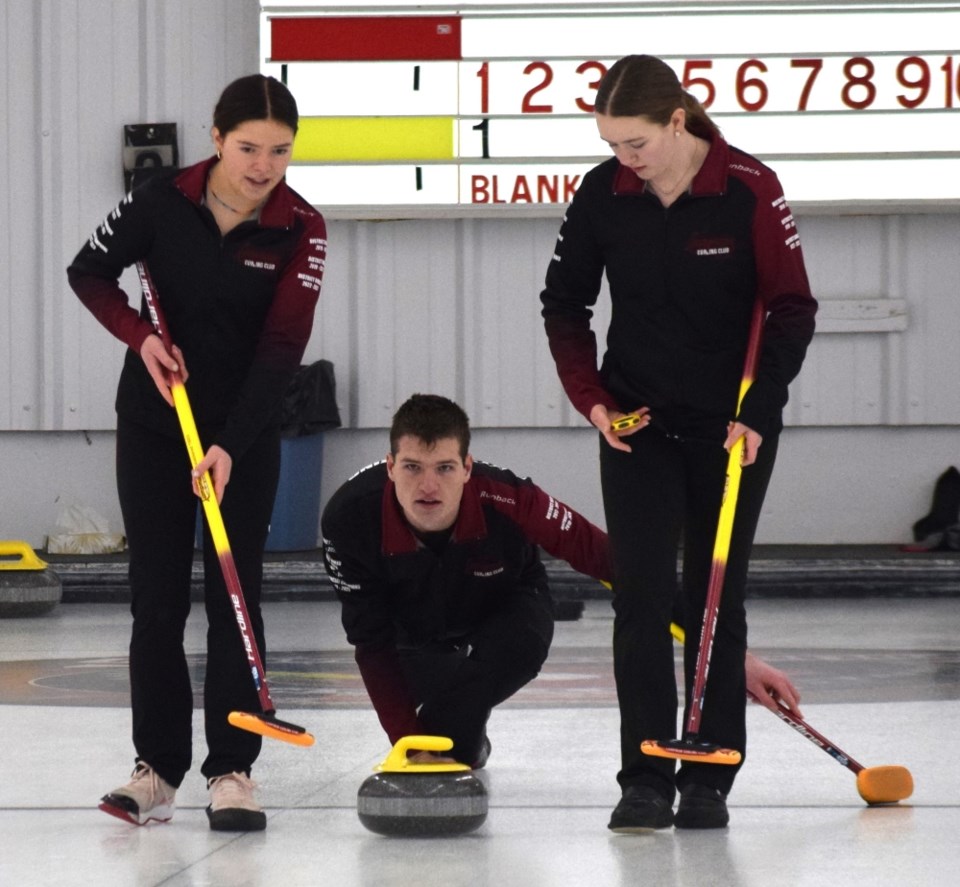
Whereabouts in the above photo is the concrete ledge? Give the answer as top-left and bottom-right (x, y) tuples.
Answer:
(40, 545), (960, 603)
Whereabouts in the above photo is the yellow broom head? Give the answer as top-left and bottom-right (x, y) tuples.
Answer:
(229, 711), (315, 747)
(641, 738), (742, 765)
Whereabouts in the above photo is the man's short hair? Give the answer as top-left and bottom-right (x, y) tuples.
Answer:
(390, 394), (471, 459)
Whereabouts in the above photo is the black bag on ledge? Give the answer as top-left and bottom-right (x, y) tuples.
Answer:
(280, 359), (341, 438)
(904, 466), (960, 552)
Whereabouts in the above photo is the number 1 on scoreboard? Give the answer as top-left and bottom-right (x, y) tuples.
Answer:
(477, 61), (489, 113)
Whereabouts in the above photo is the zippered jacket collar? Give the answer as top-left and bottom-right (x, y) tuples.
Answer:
(174, 156), (299, 228)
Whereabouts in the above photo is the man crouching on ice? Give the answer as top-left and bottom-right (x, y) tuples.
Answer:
(321, 393), (800, 768)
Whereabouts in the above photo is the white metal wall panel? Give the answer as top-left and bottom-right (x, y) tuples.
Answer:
(901, 214), (960, 423)
(352, 220), (462, 427)
(460, 216), (585, 429)
(785, 213), (960, 427)
(2, 0), (45, 431)
(52, 0), (132, 433)
(311, 215), (612, 430)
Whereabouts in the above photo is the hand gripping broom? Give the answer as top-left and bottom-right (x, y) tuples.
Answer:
(136, 261), (314, 748)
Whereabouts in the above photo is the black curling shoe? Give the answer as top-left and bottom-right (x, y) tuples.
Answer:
(674, 784), (729, 829)
(607, 785), (674, 832)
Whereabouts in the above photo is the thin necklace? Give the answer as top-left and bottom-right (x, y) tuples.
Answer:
(208, 186), (245, 215)
(652, 139), (703, 197)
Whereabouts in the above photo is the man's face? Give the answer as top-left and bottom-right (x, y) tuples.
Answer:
(386, 435), (473, 534)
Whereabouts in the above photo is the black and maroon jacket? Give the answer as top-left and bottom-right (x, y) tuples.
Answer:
(321, 459), (611, 742)
(541, 135), (817, 440)
(67, 157), (327, 461)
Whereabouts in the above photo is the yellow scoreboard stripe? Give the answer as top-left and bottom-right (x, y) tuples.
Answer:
(293, 117), (455, 162)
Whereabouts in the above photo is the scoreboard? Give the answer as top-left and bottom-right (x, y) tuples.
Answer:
(260, 1), (960, 215)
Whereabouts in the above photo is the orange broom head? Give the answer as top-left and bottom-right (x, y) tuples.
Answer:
(641, 739), (742, 765)
(228, 711), (315, 748)
(856, 766), (914, 805)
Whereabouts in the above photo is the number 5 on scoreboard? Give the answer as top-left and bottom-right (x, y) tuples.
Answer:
(682, 59), (716, 108)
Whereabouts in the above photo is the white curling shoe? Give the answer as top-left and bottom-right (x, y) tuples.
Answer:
(98, 761), (176, 826)
(206, 771), (267, 832)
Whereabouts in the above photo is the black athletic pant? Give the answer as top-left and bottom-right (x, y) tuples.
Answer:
(600, 425), (778, 800)
(116, 417), (280, 787)
(399, 588), (554, 765)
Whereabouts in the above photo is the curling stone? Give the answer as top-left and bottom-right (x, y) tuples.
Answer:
(357, 735), (488, 837)
(0, 541), (62, 617)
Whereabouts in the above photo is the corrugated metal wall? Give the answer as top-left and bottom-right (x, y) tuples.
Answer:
(312, 216), (609, 429)
(789, 214), (960, 428)
(2, 0), (960, 437)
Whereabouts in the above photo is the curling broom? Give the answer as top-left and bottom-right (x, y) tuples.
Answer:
(136, 261), (313, 748)
(641, 299), (765, 765)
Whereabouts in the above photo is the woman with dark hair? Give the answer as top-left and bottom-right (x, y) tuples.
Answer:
(540, 55), (817, 831)
(68, 74), (327, 832)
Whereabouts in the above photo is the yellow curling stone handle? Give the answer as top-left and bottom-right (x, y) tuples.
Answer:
(0, 540), (49, 571)
(376, 735), (472, 773)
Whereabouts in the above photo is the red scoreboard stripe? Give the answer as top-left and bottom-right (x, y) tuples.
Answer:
(270, 16), (462, 61)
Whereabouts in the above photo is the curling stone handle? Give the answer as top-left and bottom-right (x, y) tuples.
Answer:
(377, 735), (471, 773)
(0, 540), (49, 572)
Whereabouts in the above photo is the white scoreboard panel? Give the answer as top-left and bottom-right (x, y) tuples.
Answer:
(260, 1), (960, 215)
